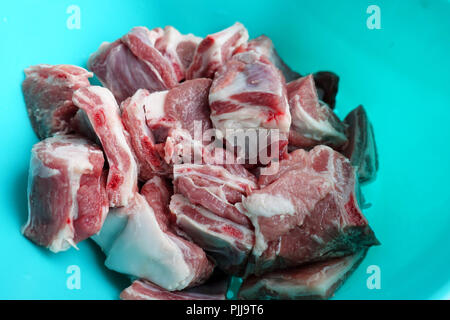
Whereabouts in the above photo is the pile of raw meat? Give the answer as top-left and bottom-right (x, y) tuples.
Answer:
(21, 22), (379, 300)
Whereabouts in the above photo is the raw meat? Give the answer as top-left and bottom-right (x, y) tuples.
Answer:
(238, 250), (367, 300)
(121, 78), (213, 178)
(241, 145), (378, 275)
(121, 89), (171, 180)
(88, 26), (178, 103)
(342, 105), (379, 184)
(23, 135), (108, 253)
(22, 64), (93, 139)
(145, 78), (213, 145)
(162, 127), (205, 166)
(92, 192), (214, 291)
(202, 147), (259, 181)
(155, 26), (202, 81)
(209, 51), (291, 159)
(236, 35), (301, 82)
(173, 163), (256, 227)
(70, 109), (99, 143)
(287, 74), (347, 149)
(140, 176), (173, 230)
(313, 71), (339, 109)
(170, 194), (254, 275)
(186, 22), (249, 79)
(121, 277), (227, 300)
(121, 27), (179, 89)
(72, 86), (138, 207)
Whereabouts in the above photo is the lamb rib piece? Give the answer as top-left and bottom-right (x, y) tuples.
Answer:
(121, 89), (171, 180)
(169, 194), (254, 276)
(121, 277), (227, 300)
(241, 145), (379, 276)
(92, 192), (214, 291)
(236, 35), (301, 82)
(23, 135), (108, 253)
(155, 26), (202, 82)
(287, 74), (347, 150)
(342, 105), (379, 184)
(186, 22), (249, 79)
(173, 163), (256, 227)
(313, 71), (339, 110)
(22, 64), (93, 139)
(209, 51), (291, 160)
(88, 26), (178, 103)
(238, 250), (367, 300)
(72, 86), (138, 207)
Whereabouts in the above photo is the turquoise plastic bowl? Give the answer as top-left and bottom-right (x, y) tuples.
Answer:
(1, 0), (449, 300)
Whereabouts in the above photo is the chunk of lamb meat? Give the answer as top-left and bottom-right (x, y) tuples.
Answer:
(342, 105), (379, 184)
(22, 64), (93, 139)
(88, 26), (178, 103)
(173, 163), (256, 227)
(241, 145), (379, 276)
(121, 276), (228, 300)
(146, 78), (214, 165)
(287, 74), (347, 150)
(72, 86), (138, 207)
(170, 194), (254, 276)
(121, 89), (171, 179)
(145, 78), (213, 142)
(186, 22), (249, 79)
(209, 51), (291, 160)
(154, 26), (202, 81)
(92, 192), (214, 291)
(235, 35), (301, 82)
(23, 135), (108, 253)
(121, 78), (213, 178)
(313, 71), (339, 109)
(238, 250), (367, 300)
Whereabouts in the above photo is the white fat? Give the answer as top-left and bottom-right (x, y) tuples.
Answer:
(211, 107), (264, 131)
(161, 26), (184, 51)
(50, 145), (94, 173)
(241, 193), (295, 257)
(30, 157), (61, 178)
(103, 194), (192, 291)
(143, 90), (168, 120)
(48, 225), (78, 253)
(242, 193), (295, 218)
(249, 216), (266, 257)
